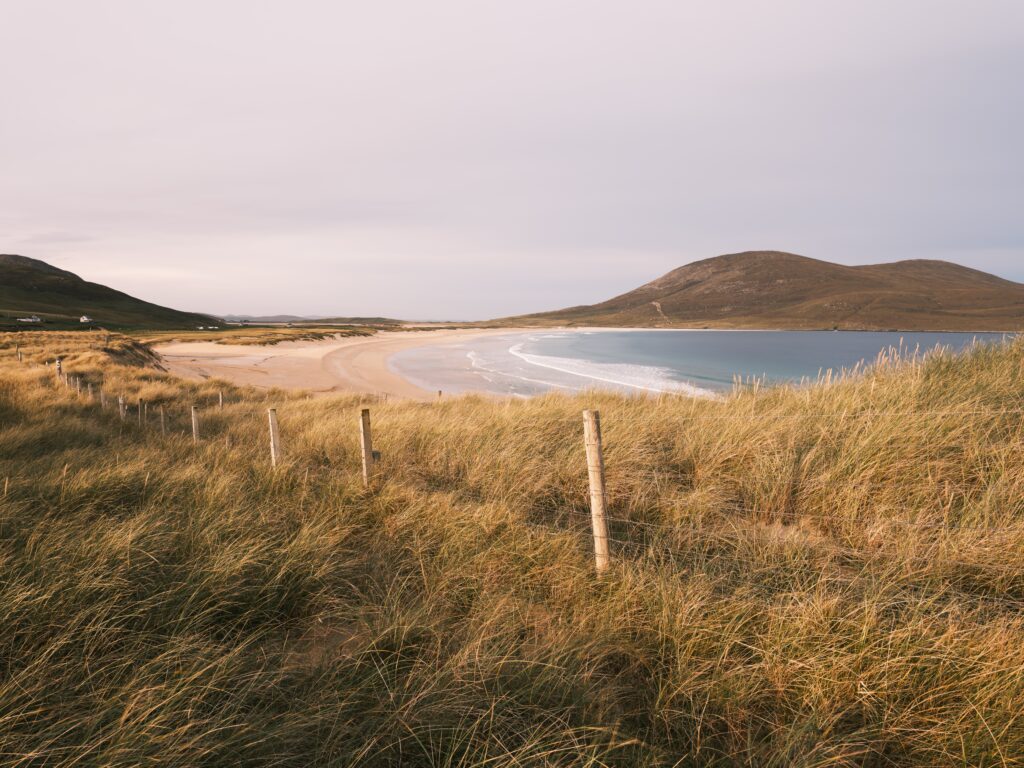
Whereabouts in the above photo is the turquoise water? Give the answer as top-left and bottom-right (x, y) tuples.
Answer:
(389, 330), (1009, 397)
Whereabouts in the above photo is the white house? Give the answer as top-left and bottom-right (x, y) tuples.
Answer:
(79, 315), (93, 323)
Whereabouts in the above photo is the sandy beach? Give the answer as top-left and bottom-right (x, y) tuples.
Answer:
(154, 328), (518, 400)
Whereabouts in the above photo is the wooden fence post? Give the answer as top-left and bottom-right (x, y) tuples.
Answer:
(267, 408), (282, 468)
(583, 410), (611, 574)
(359, 408), (375, 487)
(219, 390), (224, 410)
(138, 398), (144, 427)
(87, 383), (93, 400)
(159, 405), (166, 435)
(191, 406), (200, 444)
(100, 390), (107, 409)
(118, 395), (126, 421)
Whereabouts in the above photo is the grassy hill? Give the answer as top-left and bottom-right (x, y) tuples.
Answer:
(223, 314), (404, 325)
(1, 330), (1022, 764)
(511, 251), (1024, 331)
(0, 254), (218, 329)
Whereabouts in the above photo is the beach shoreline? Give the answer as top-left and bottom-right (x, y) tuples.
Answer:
(153, 327), (522, 400)
(153, 326), (1006, 402)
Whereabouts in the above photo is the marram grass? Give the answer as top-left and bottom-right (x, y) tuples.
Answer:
(1, 331), (1022, 766)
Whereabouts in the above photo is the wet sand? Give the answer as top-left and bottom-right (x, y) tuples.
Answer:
(154, 328), (516, 400)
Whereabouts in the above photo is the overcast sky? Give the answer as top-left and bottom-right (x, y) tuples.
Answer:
(2, 1), (1022, 319)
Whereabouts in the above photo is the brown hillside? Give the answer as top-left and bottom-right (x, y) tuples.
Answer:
(511, 251), (1024, 331)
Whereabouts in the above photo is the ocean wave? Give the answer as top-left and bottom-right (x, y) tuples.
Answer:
(508, 344), (718, 398)
(466, 350), (576, 391)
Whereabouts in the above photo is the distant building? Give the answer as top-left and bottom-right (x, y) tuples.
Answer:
(79, 315), (93, 323)
(16, 315), (41, 324)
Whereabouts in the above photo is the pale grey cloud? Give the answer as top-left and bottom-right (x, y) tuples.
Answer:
(2, 0), (1022, 318)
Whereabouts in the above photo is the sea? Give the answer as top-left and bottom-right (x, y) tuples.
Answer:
(388, 330), (1011, 398)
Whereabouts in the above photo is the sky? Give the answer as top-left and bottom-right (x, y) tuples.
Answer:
(2, 1), (1022, 320)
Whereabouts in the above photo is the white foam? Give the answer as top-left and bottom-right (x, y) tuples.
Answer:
(508, 344), (718, 398)
(466, 350), (576, 391)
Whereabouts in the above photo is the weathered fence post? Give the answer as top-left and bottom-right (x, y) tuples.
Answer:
(583, 410), (611, 574)
(55, 358), (62, 382)
(138, 398), (144, 427)
(267, 408), (282, 468)
(100, 390), (107, 409)
(191, 406), (200, 444)
(118, 395), (126, 421)
(87, 382), (93, 400)
(218, 390), (224, 410)
(159, 405), (166, 435)
(359, 408), (375, 487)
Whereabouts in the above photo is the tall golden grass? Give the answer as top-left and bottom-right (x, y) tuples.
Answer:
(1, 331), (1022, 766)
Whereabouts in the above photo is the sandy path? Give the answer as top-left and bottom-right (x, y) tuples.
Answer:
(154, 328), (516, 400)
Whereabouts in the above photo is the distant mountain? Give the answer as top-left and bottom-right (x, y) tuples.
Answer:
(223, 314), (403, 325)
(509, 251), (1024, 331)
(0, 254), (218, 329)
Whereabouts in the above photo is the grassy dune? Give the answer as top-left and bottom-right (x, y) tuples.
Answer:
(135, 326), (377, 346)
(1, 331), (1023, 766)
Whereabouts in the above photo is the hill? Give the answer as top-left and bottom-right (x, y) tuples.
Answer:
(1, 330), (1022, 764)
(511, 251), (1024, 330)
(0, 254), (218, 329)
(223, 314), (404, 326)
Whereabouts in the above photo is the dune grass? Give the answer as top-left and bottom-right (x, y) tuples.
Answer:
(135, 325), (378, 346)
(0, 331), (1022, 766)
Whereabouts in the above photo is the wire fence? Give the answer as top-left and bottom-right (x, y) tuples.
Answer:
(8, 354), (1024, 615)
